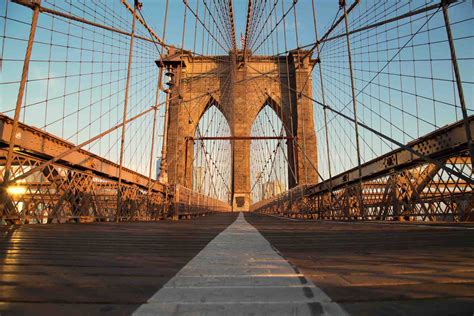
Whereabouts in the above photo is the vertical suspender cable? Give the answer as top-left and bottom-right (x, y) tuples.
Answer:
(116, 0), (138, 222)
(311, 0), (333, 216)
(441, 0), (473, 168)
(342, 0), (364, 218)
(2, 0), (40, 186)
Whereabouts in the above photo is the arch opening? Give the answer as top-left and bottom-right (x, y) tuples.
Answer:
(193, 103), (232, 203)
(250, 104), (290, 203)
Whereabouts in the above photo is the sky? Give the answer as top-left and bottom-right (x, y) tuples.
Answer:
(139, 0), (341, 53)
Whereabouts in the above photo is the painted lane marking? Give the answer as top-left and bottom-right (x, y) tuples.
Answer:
(134, 213), (347, 316)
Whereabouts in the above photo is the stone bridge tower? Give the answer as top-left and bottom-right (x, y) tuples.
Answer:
(158, 49), (318, 211)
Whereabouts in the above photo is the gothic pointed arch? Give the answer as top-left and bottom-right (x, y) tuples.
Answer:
(191, 96), (232, 138)
(250, 95), (292, 137)
(192, 103), (232, 203)
(249, 104), (291, 202)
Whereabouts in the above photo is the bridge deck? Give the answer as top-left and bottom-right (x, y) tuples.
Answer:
(1, 212), (473, 315)
(0, 213), (238, 315)
(246, 213), (474, 315)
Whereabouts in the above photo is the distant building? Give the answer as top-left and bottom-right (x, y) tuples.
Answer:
(155, 157), (162, 179)
(261, 180), (285, 200)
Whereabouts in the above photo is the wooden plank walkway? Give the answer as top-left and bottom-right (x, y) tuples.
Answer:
(0, 213), (237, 315)
(134, 213), (346, 315)
(245, 213), (474, 315)
(1, 212), (473, 315)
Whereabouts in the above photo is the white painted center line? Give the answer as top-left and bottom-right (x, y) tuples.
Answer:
(133, 213), (347, 316)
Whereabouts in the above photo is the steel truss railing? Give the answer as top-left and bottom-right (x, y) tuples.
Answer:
(0, 147), (168, 224)
(0, 146), (229, 224)
(0, 115), (230, 224)
(251, 117), (474, 222)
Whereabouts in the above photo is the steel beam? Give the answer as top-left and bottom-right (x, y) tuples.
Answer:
(305, 116), (473, 195)
(0, 115), (166, 193)
(251, 117), (473, 217)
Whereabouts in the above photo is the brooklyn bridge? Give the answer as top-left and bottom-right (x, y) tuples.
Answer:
(0, 0), (473, 315)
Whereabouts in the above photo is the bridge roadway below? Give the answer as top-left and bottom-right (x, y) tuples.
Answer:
(0, 212), (473, 315)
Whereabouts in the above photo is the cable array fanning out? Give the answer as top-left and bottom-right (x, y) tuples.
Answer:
(0, 0), (472, 224)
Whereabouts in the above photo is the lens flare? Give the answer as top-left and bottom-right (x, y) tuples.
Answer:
(6, 186), (27, 196)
